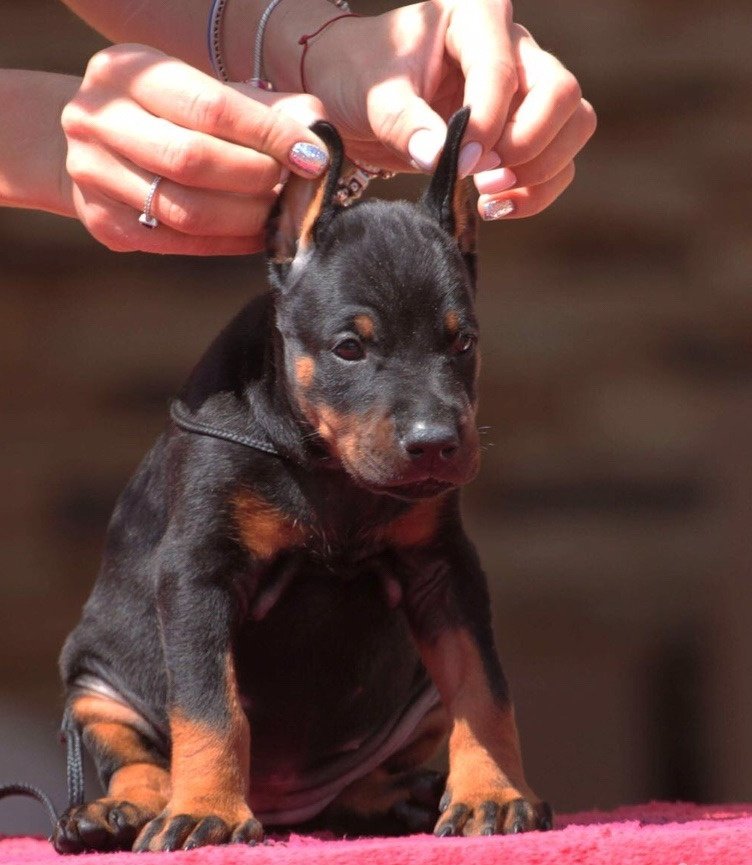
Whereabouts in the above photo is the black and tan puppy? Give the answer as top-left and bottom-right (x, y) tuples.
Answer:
(52, 108), (550, 854)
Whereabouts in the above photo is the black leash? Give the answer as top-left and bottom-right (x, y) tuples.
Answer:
(0, 719), (85, 834)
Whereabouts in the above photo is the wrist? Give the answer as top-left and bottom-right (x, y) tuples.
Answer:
(0, 71), (78, 216)
(262, 0), (352, 91)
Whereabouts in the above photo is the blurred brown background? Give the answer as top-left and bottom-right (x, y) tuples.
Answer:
(1, 0), (751, 837)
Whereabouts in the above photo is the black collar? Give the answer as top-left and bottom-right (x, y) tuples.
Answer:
(169, 399), (280, 457)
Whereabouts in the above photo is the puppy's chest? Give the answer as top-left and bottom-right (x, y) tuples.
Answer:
(231, 487), (443, 615)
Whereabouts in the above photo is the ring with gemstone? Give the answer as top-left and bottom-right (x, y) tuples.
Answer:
(138, 175), (163, 229)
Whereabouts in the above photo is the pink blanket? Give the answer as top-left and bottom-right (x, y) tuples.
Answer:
(2, 803), (750, 864)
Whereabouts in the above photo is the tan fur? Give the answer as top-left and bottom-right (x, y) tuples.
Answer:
(418, 628), (536, 811)
(294, 355), (316, 389)
(377, 496), (446, 548)
(233, 490), (308, 561)
(353, 314), (375, 340)
(167, 654), (251, 820)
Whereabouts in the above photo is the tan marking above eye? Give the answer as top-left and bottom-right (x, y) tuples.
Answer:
(444, 310), (460, 336)
(295, 355), (315, 389)
(353, 314), (375, 340)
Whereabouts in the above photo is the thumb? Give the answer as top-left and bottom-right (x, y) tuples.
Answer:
(368, 80), (448, 172)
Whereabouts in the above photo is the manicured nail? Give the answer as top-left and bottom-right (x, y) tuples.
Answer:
(408, 129), (444, 171)
(289, 142), (329, 177)
(475, 151), (502, 173)
(458, 141), (483, 177)
(474, 167), (517, 195)
(482, 198), (515, 220)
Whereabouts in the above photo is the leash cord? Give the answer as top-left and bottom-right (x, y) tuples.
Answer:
(63, 721), (85, 810)
(0, 720), (86, 833)
(0, 783), (59, 831)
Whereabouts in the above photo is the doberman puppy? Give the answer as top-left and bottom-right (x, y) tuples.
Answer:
(52, 108), (551, 853)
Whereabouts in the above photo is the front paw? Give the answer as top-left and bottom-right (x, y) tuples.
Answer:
(53, 799), (154, 853)
(434, 787), (552, 837)
(133, 803), (263, 851)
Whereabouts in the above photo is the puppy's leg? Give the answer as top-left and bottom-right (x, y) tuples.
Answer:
(52, 693), (170, 853)
(402, 531), (553, 837)
(133, 557), (261, 852)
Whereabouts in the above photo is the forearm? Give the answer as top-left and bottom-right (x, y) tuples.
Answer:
(60, 0), (339, 85)
(0, 70), (78, 215)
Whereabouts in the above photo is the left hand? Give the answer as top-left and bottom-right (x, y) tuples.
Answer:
(302, 0), (596, 219)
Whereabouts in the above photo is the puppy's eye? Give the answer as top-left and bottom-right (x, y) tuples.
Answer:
(452, 332), (477, 355)
(333, 338), (365, 361)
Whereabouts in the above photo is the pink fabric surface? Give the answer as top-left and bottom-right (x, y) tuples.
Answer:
(2, 803), (751, 864)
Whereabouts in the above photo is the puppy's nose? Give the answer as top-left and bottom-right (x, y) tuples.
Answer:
(402, 423), (460, 466)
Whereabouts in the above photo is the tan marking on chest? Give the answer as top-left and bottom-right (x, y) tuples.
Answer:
(378, 495), (445, 548)
(233, 490), (308, 561)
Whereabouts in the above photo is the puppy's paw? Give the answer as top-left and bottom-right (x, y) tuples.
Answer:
(53, 798), (154, 853)
(133, 802), (263, 851)
(434, 787), (552, 837)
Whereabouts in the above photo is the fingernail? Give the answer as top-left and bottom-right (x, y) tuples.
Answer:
(475, 151), (502, 173)
(408, 129), (444, 171)
(474, 167), (517, 195)
(457, 141), (483, 177)
(289, 142), (329, 177)
(279, 167), (290, 185)
(481, 198), (515, 220)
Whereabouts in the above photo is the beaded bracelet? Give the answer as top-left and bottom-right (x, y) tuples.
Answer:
(207, 0), (351, 87)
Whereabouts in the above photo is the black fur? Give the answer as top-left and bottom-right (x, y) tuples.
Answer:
(55, 109), (548, 853)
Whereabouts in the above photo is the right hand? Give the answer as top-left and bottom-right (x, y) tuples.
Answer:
(61, 44), (329, 255)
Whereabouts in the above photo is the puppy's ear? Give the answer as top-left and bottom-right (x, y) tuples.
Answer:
(266, 121), (344, 286)
(420, 107), (477, 282)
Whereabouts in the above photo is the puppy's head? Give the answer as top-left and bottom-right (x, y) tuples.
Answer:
(267, 109), (480, 500)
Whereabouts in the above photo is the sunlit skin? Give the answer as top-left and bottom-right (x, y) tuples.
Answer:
(0, 0), (594, 253)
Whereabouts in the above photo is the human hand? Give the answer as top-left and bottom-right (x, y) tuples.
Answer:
(299, 0), (596, 219)
(61, 44), (329, 254)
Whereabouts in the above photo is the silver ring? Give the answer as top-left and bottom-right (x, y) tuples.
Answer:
(138, 175), (163, 229)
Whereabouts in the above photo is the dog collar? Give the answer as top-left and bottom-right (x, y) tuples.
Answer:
(169, 400), (280, 457)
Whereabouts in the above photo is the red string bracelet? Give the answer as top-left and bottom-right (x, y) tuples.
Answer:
(298, 13), (359, 93)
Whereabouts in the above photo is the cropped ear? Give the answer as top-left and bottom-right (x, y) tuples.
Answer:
(420, 107), (477, 282)
(266, 121), (344, 286)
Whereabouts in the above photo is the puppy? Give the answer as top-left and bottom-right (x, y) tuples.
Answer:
(52, 108), (550, 853)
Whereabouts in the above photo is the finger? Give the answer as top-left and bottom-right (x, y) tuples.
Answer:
(81, 45), (330, 178)
(445, 0), (518, 170)
(366, 78), (449, 172)
(478, 162), (576, 220)
(234, 87), (327, 128)
(495, 30), (583, 167)
(68, 142), (275, 237)
(64, 95), (285, 195)
(73, 186), (263, 256)
(476, 100), (595, 192)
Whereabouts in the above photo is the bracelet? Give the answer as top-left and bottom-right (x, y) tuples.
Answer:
(253, 0), (351, 90)
(207, 0), (230, 82)
(207, 0), (393, 208)
(208, 0), (352, 87)
(249, 0), (286, 89)
(298, 12), (357, 95)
